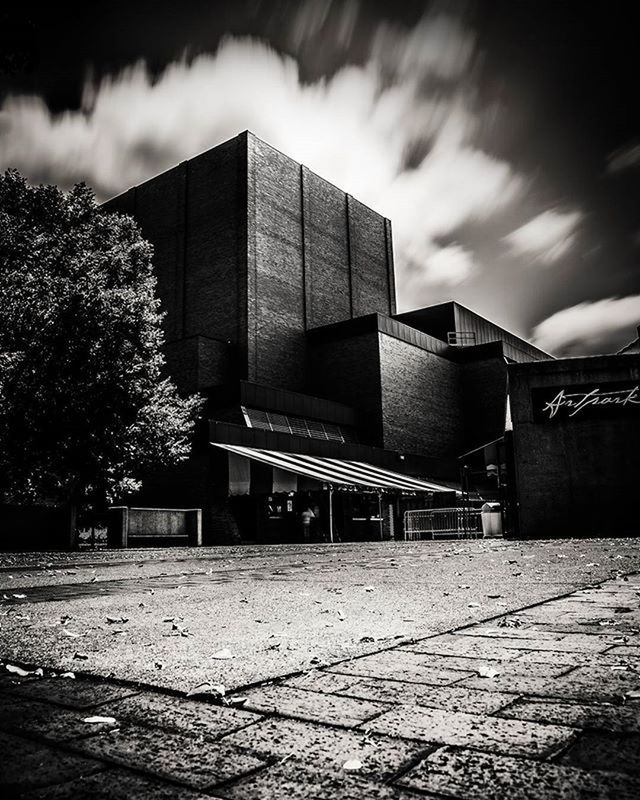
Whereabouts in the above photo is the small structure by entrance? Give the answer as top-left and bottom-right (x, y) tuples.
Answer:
(214, 443), (458, 543)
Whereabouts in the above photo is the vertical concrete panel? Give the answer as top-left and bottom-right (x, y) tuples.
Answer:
(379, 334), (464, 458)
(384, 218), (397, 317)
(250, 136), (306, 390)
(302, 168), (351, 328)
(348, 197), (391, 317)
(184, 136), (245, 346)
(122, 167), (185, 343)
(461, 356), (508, 451)
(307, 332), (383, 445)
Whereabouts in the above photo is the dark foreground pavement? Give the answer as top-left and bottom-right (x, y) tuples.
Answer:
(1, 568), (639, 799)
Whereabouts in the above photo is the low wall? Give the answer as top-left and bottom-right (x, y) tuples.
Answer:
(108, 507), (202, 547)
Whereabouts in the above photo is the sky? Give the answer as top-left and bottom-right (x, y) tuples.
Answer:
(1, 0), (639, 356)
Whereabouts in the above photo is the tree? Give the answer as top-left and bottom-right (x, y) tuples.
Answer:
(0, 170), (202, 515)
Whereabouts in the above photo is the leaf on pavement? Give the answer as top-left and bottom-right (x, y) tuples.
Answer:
(187, 681), (226, 698)
(6, 664), (33, 677)
(226, 696), (248, 706)
(497, 617), (522, 628)
(477, 665), (501, 678)
(212, 648), (234, 660)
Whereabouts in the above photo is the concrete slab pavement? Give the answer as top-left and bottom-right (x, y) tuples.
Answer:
(1, 565), (639, 798)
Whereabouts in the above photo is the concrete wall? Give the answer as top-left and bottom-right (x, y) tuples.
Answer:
(103, 132), (396, 396)
(307, 331), (383, 446)
(103, 134), (248, 393)
(509, 355), (640, 538)
(247, 134), (395, 391)
(302, 167), (351, 328)
(461, 353), (508, 451)
(379, 333), (464, 459)
(248, 136), (306, 390)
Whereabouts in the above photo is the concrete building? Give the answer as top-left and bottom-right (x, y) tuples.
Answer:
(102, 132), (639, 544)
(508, 355), (640, 538)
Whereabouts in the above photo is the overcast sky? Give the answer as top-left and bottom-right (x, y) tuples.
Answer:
(1, 0), (639, 355)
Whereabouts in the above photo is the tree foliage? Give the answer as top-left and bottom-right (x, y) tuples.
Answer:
(0, 170), (201, 510)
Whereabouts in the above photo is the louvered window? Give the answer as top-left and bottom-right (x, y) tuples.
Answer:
(242, 407), (358, 444)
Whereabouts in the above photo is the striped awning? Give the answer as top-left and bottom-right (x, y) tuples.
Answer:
(212, 442), (457, 494)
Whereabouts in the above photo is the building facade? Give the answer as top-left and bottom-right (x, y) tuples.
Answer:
(102, 132), (639, 543)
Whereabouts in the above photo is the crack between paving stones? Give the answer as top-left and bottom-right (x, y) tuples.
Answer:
(382, 744), (441, 786)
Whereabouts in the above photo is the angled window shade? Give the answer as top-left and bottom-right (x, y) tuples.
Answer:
(215, 443), (458, 494)
(242, 407), (358, 444)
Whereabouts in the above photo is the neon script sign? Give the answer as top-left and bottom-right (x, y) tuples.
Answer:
(532, 383), (640, 422)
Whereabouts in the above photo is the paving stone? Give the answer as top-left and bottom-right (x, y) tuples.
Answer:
(404, 636), (526, 660)
(555, 666), (640, 698)
(568, 592), (640, 607)
(605, 645), (640, 656)
(285, 671), (513, 714)
(498, 698), (640, 733)
(396, 744), (640, 800)
(223, 759), (422, 800)
(393, 651), (570, 678)
(364, 705), (574, 758)
(458, 672), (636, 703)
(523, 606), (639, 623)
(515, 650), (639, 668)
(10, 678), (140, 709)
(512, 620), (640, 636)
(101, 691), (260, 738)
(457, 627), (566, 640)
(69, 723), (266, 790)
(283, 670), (362, 693)
(222, 716), (423, 780)
(19, 767), (219, 799)
(232, 684), (387, 727)
(560, 732), (640, 776)
(0, 695), (118, 741)
(0, 670), (41, 690)
(0, 731), (105, 792)
(325, 651), (473, 685)
(457, 633), (616, 654)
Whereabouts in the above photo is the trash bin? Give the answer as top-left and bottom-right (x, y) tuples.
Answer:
(481, 502), (502, 538)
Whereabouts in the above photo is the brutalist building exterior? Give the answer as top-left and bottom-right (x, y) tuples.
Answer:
(103, 132), (639, 543)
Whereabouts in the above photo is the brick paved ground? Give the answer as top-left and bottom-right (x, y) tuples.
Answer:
(1, 572), (639, 799)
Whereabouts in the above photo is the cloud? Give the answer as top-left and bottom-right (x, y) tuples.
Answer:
(421, 244), (477, 287)
(532, 295), (640, 356)
(0, 9), (570, 297)
(289, 0), (360, 51)
(371, 14), (475, 82)
(607, 141), (640, 173)
(504, 209), (582, 264)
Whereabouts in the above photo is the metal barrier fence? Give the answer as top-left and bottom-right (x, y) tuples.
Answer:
(403, 507), (483, 540)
